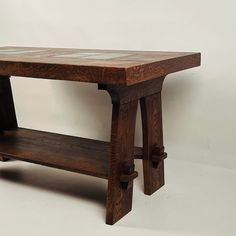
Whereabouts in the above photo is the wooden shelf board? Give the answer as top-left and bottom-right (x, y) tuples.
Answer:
(0, 128), (142, 179)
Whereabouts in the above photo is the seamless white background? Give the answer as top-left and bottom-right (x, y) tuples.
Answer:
(0, 1), (236, 236)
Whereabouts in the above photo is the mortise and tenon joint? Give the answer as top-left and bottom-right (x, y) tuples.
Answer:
(0, 46), (201, 225)
(119, 163), (138, 189)
(152, 146), (168, 169)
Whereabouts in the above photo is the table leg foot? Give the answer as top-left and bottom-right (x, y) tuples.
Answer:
(143, 159), (165, 195)
(140, 92), (166, 195)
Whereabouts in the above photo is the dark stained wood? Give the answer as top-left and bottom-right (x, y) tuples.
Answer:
(0, 155), (9, 162)
(0, 76), (18, 131)
(0, 75), (17, 162)
(0, 128), (142, 178)
(126, 53), (200, 85)
(0, 47), (201, 85)
(98, 76), (165, 104)
(140, 92), (165, 195)
(0, 46), (201, 225)
(99, 77), (168, 223)
(106, 98), (138, 225)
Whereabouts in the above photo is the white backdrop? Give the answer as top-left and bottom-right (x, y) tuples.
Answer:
(0, 0), (235, 170)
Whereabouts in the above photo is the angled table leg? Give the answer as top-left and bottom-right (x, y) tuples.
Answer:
(140, 92), (167, 195)
(99, 77), (166, 224)
(99, 84), (139, 225)
(106, 98), (138, 224)
(0, 76), (18, 162)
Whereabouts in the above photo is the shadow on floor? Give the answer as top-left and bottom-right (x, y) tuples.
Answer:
(0, 160), (107, 207)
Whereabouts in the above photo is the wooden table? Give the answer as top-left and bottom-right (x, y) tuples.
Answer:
(0, 47), (201, 224)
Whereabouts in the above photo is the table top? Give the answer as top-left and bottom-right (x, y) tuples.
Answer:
(0, 47), (200, 85)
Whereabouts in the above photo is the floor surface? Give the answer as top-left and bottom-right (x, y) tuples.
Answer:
(0, 158), (235, 236)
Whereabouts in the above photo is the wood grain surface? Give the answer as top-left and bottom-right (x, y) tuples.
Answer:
(0, 128), (142, 178)
(106, 98), (138, 224)
(0, 47), (200, 85)
(0, 47), (201, 224)
(140, 93), (165, 195)
(0, 76), (17, 131)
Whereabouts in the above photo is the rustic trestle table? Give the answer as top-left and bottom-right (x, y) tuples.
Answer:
(0, 47), (201, 224)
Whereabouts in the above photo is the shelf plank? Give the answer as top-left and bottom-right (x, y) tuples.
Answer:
(0, 128), (142, 179)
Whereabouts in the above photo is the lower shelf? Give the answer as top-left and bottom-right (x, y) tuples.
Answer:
(0, 128), (142, 179)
